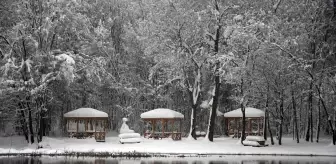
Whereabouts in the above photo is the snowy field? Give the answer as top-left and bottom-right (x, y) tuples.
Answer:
(0, 135), (335, 157)
(2, 156), (336, 164)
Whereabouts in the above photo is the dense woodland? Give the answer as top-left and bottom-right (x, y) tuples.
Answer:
(0, 0), (336, 145)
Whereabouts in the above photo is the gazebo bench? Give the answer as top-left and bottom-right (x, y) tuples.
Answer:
(149, 133), (163, 139)
(76, 132), (85, 139)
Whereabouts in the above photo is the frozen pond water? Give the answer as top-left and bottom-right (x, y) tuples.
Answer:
(0, 156), (336, 164)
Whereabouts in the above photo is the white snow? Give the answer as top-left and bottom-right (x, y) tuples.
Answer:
(242, 140), (260, 146)
(14, 156), (336, 164)
(119, 117), (141, 144)
(119, 118), (135, 134)
(223, 26), (234, 38)
(233, 15), (244, 21)
(188, 109), (194, 139)
(64, 108), (108, 118)
(224, 107), (265, 118)
(200, 100), (210, 109)
(196, 131), (206, 135)
(217, 110), (223, 116)
(0, 136), (335, 156)
(119, 129), (134, 134)
(140, 108), (184, 119)
(119, 133), (141, 139)
(55, 53), (75, 65)
(245, 136), (265, 142)
(119, 137), (142, 144)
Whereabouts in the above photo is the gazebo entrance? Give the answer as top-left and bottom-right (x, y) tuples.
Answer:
(140, 108), (184, 140)
(224, 107), (265, 138)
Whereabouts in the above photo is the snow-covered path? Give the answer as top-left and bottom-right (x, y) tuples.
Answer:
(0, 136), (335, 156)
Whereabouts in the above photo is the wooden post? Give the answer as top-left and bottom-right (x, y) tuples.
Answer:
(143, 120), (146, 137)
(162, 119), (165, 138)
(261, 117), (264, 136)
(235, 118), (238, 137)
(179, 119), (182, 133)
(152, 120), (155, 134)
(104, 119), (106, 132)
(258, 118), (260, 136)
(85, 120), (87, 132)
(76, 119), (78, 134)
(172, 120), (175, 131)
(248, 119), (252, 136)
(224, 118), (227, 135)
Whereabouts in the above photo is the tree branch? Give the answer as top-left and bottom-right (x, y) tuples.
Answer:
(0, 35), (11, 45)
(273, 0), (282, 14)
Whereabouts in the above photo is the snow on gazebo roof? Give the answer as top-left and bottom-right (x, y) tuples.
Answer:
(64, 108), (108, 118)
(224, 107), (264, 118)
(140, 108), (184, 119)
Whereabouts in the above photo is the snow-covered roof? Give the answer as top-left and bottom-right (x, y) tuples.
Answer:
(64, 108), (108, 118)
(224, 107), (264, 118)
(140, 108), (184, 119)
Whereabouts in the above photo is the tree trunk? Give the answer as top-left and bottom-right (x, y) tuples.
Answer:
(188, 106), (197, 140)
(316, 99), (320, 143)
(186, 64), (201, 140)
(38, 110), (45, 143)
(28, 104), (34, 144)
(315, 85), (335, 145)
(208, 74), (220, 142)
(278, 94), (283, 145)
(268, 112), (274, 145)
(292, 90), (299, 143)
(310, 88), (314, 142)
(264, 86), (270, 140)
(305, 81), (313, 142)
(240, 78), (246, 143)
(19, 109), (29, 142)
(20, 36), (34, 144)
(241, 105), (246, 144)
(306, 39), (315, 143)
(305, 114), (310, 142)
(264, 109), (268, 140)
(208, 1), (221, 142)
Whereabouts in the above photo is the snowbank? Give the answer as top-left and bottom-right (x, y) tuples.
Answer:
(0, 136), (335, 157)
(64, 108), (108, 118)
(140, 108), (184, 119)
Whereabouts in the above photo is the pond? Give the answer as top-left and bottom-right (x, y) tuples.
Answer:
(0, 156), (335, 164)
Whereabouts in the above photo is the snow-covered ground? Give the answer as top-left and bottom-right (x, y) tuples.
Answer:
(0, 135), (335, 156)
(2, 156), (336, 164)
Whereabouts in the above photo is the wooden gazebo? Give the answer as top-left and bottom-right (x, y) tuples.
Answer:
(224, 107), (265, 138)
(140, 108), (184, 140)
(64, 108), (108, 142)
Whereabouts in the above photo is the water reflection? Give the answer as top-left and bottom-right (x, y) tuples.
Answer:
(0, 156), (335, 164)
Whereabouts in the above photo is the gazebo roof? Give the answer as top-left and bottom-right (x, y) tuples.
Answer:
(64, 108), (108, 118)
(140, 108), (184, 119)
(224, 107), (264, 118)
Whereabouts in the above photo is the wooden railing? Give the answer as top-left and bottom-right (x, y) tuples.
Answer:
(94, 132), (106, 142)
(144, 132), (182, 140)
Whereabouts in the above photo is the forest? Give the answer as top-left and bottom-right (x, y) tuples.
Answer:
(0, 0), (335, 145)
